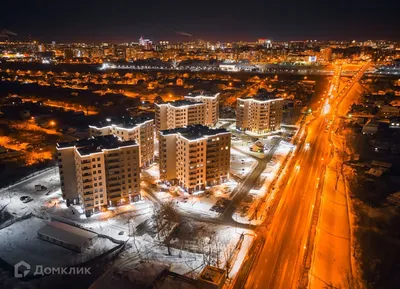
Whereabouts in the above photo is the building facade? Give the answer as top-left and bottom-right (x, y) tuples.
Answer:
(184, 93), (219, 126)
(159, 125), (231, 193)
(89, 116), (154, 167)
(57, 135), (141, 217)
(236, 96), (283, 134)
(155, 100), (206, 132)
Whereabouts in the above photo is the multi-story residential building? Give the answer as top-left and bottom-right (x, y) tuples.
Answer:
(57, 135), (141, 217)
(236, 96), (283, 134)
(159, 125), (231, 193)
(184, 93), (220, 126)
(155, 100), (206, 132)
(89, 116), (154, 167)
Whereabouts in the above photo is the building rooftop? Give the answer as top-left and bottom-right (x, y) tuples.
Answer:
(185, 92), (219, 99)
(239, 94), (283, 102)
(158, 100), (204, 107)
(37, 221), (97, 249)
(90, 115), (153, 129)
(57, 135), (137, 156)
(198, 266), (226, 285)
(160, 124), (229, 140)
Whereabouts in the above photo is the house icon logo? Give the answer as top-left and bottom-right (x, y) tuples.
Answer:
(14, 261), (31, 278)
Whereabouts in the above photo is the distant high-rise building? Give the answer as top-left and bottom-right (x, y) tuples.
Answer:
(139, 36), (152, 50)
(319, 48), (333, 62)
(57, 135), (141, 217)
(258, 39), (272, 48)
(89, 116), (154, 167)
(64, 49), (74, 60)
(236, 96), (283, 134)
(159, 125), (231, 193)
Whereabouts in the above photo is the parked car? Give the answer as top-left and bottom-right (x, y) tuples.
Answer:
(22, 197), (33, 203)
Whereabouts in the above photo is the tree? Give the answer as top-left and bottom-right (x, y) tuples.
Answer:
(153, 201), (181, 255)
(224, 243), (236, 279)
(128, 216), (139, 252)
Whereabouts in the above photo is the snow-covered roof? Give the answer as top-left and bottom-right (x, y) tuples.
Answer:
(37, 221), (97, 248)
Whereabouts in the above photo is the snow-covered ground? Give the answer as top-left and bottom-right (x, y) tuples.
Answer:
(234, 142), (292, 225)
(155, 181), (238, 218)
(232, 139), (267, 159)
(0, 168), (62, 217)
(142, 163), (160, 180)
(245, 129), (283, 138)
(230, 149), (257, 179)
(0, 216), (118, 269)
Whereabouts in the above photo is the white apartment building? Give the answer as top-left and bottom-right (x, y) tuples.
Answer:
(236, 96), (283, 134)
(89, 116), (154, 167)
(57, 135), (141, 217)
(184, 93), (220, 126)
(155, 100), (206, 132)
(159, 125), (231, 193)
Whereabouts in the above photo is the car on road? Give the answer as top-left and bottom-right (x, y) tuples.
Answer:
(19, 196), (29, 201)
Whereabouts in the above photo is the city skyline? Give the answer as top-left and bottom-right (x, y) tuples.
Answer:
(1, 0), (399, 42)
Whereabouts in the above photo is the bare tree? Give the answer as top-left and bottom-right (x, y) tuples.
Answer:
(224, 243), (236, 279)
(197, 232), (211, 265)
(342, 271), (361, 289)
(128, 216), (139, 252)
(153, 201), (181, 255)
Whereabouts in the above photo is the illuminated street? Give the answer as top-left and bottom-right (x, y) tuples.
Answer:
(245, 63), (368, 289)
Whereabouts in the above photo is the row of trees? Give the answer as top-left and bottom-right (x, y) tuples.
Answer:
(128, 200), (238, 278)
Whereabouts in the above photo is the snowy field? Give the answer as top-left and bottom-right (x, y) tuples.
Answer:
(0, 216), (118, 270)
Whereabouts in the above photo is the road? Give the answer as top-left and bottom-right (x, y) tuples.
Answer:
(244, 62), (369, 289)
(246, 113), (331, 289)
(308, 64), (369, 288)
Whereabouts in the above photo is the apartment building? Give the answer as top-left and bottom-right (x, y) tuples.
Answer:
(57, 135), (141, 217)
(236, 96), (283, 134)
(89, 116), (154, 167)
(159, 125), (231, 193)
(155, 100), (206, 132)
(184, 93), (219, 126)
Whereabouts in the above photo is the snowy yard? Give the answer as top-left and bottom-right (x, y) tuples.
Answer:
(0, 168), (61, 217)
(154, 181), (238, 218)
(101, 221), (255, 282)
(230, 149), (257, 179)
(0, 216), (119, 270)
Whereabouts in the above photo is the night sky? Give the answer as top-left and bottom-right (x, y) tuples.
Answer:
(1, 0), (399, 43)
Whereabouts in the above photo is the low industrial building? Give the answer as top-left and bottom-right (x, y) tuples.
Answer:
(198, 266), (226, 289)
(37, 221), (97, 253)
